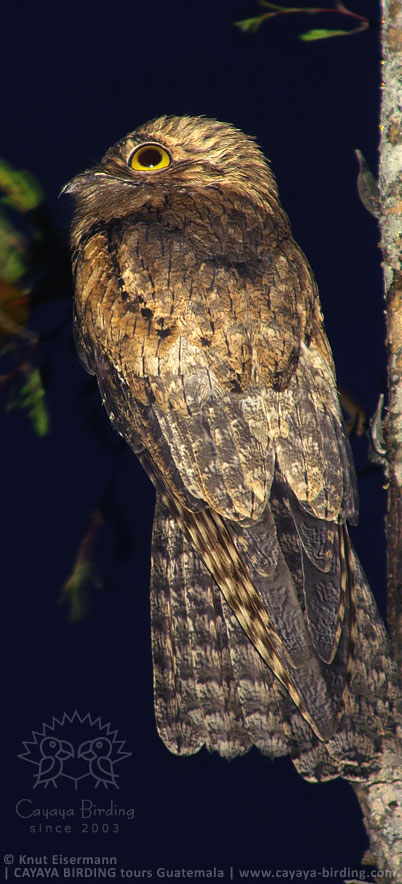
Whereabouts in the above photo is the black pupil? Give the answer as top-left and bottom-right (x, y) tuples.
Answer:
(138, 147), (162, 167)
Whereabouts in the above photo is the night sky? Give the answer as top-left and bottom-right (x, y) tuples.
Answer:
(2, 0), (386, 879)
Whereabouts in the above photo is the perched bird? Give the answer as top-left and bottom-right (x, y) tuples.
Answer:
(78, 737), (118, 788)
(33, 736), (74, 789)
(63, 115), (401, 781)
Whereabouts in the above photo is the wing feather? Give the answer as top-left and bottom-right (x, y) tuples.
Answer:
(151, 494), (251, 757)
(95, 336), (356, 739)
(264, 343), (358, 522)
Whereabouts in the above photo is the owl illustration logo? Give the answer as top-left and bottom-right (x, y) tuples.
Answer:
(33, 736), (74, 789)
(78, 737), (120, 789)
(18, 712), (131, 790)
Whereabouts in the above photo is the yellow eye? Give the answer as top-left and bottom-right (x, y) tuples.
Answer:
(130, 143), (171, 172)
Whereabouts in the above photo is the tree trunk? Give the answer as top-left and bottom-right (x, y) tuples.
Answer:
(351, 0), (402, 874)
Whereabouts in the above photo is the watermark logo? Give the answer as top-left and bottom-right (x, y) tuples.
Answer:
(18, 712), (131, 791)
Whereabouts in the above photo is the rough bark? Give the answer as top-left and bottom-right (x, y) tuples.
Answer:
(351, 0), (402, 875)
(353, 745), (402, 876)
(381, 0), (402, 672)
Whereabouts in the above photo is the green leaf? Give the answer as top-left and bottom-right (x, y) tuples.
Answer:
(234, 13), (271, 32)
(0, 159), (43, 212)
(0, 208), (28, 282)
(6, 367), (50, 436)
(258, 1), (292, 9)
(59, 561), (100, 623)
(59, 510), (104, 623)
(0, 248), (28, 283)
(23, 368), (50, 435)
(299, 27), (350, 39)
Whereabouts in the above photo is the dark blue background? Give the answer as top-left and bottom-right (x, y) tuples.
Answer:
(2, 0), (385, 878)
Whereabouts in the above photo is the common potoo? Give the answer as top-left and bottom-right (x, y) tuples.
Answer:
(63, 115), (401, 781)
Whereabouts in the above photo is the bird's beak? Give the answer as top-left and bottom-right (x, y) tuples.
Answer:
(78, 740), (96, 761)
(60, 172), (94, 198)
(56, 740), (74, 760)
(60, 168), (122, 198)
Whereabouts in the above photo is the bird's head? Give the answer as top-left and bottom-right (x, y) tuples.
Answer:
(39, 737), (74, 760)
(78, 737), (112, 760)
(61, 115), (279, 243)
(77, 739), (96, 761)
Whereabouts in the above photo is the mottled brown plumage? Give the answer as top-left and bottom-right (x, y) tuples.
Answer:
(64, 115), (401, 780)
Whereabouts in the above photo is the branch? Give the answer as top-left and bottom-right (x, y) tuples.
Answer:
(234, 0), (370, 40)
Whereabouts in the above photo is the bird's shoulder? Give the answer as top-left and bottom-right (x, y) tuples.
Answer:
(73, 207), (327, 402)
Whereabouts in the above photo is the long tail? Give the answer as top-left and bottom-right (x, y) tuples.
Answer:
(150, 493), (401, 782)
